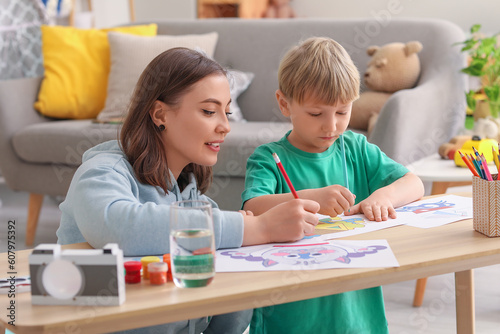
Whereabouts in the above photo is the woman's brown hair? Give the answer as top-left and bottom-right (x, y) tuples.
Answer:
(279, 37), (360, 105)
(120, 47), (227, 194)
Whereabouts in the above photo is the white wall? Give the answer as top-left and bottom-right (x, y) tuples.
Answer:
(133, 0), (196, 21)
(292, 0), (499, 34)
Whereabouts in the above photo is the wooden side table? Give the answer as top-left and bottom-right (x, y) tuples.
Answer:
(405, 153), (498, 307)
(406, 153), (475, 195)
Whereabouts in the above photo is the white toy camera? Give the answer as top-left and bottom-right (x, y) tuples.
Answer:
(29, 243), (125, 306)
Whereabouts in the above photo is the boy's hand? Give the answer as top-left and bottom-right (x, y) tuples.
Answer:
(345, 194), (396, 221)
(242, 199), (320, 246)
(302, 185), (355, 217)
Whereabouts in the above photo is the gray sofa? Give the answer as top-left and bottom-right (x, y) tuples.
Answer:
(0, 18), (467, 244)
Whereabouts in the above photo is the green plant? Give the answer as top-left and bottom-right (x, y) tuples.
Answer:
(459, 24), (500, 118)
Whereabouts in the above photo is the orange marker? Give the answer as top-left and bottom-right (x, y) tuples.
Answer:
(458, 151), (480, 177)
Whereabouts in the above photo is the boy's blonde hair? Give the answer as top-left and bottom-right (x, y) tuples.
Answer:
(278, 37), (360, 105)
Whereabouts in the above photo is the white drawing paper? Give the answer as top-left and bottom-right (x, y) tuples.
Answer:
(394, 194), (473, 228)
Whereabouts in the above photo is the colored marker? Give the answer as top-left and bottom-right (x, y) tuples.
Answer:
(458, 151), (480, 177)
(273, 153), (299, 199)
(470, 154), (484, 179)
(339, 134), (349, 190)
(472, 146), (481, 161)
(471, 146), (486, 178)
(481, 154), (494, 181)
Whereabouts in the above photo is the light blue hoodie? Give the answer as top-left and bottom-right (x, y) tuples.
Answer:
(57, 140), (244, 256)
(56, 140), (250, 334)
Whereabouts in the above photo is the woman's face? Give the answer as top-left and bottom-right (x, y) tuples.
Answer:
(162, 74), (232, 178)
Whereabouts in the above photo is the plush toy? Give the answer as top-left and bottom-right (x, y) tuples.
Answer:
(263, 0), (295, 18)
(349, 41), (423, 134)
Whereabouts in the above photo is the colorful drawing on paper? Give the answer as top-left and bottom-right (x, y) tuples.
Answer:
(317, 216), (367, 231)
(215, 240), (399, 272)
(429, 210), (470, 218)
(394, 195), (473, 228)
(314, 213), (405, 240)
(288, 233), (328, 244)
(395, 200), (455, 214)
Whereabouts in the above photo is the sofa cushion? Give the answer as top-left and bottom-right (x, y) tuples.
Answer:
(97, 31), (219, 121)
(12, 120), (120, 166)
(34, 24), (158, 120)
(12, 120), (292, 177)
(227, 69), (254, 122)
(212, 121), (292, 177)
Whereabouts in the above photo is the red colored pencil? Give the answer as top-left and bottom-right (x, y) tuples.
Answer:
(272, 153), (299, 199)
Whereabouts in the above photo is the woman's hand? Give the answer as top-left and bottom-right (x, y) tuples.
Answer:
(242, 199), (320, 246)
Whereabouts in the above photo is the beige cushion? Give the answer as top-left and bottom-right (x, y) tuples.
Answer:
(97, 31), (219, 121)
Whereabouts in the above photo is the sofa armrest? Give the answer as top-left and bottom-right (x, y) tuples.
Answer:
(369, 73), (467, 166)
(0, 76), (46, 132)
(0, 76), (46, 178)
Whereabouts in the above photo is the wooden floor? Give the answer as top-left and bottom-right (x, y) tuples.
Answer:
(0, 180), (499, 333)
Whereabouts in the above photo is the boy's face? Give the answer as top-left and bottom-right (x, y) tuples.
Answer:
(276, 90), (352, 153)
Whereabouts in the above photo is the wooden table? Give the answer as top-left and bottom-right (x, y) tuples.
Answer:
(1, 196), (500, 333)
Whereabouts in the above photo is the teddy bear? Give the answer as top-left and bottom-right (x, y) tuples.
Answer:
(263, 0), (295, 18)
(349, 41), (423, 134)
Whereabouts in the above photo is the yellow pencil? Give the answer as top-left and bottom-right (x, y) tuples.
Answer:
(494, 146), (500, 173)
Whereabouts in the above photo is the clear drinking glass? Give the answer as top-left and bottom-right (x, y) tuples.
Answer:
(169, 200), (216, 288)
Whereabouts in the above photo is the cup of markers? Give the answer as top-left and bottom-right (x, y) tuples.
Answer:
(458, 145), (499, 181)
(460, 145), (500, 237)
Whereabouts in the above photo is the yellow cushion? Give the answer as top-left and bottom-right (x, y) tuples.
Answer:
(34, 24), (157, 119)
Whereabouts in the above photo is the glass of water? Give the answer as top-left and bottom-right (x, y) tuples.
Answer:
(169, 200), (215, 288)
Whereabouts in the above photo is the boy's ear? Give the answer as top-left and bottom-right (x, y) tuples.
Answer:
(149, 100), (168, 127)
(276, 89), (291, 117)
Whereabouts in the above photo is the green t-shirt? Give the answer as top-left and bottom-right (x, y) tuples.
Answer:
(243, 130), (408, 334)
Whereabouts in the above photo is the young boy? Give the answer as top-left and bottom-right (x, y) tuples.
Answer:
(242, 37), (424, 333)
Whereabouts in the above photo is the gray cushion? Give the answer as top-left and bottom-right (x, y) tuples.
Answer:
(12, 120), (120, 165)
(12, 120), (292, 178)
(213, 121), (292, 177)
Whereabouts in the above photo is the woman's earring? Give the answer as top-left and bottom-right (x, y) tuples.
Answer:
(158, 124), (165, 131)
